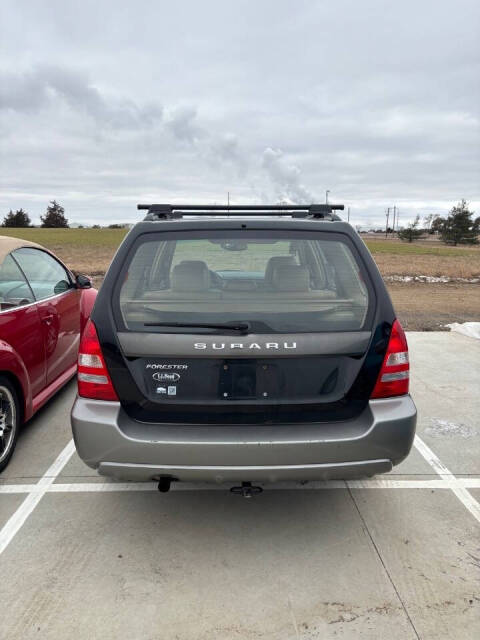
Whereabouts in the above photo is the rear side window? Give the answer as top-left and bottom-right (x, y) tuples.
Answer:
(117, 231), (372, 333)
(0, 253), (35, 310)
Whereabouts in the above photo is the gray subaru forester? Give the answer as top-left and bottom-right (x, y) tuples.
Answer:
(71, 203), (416, 493)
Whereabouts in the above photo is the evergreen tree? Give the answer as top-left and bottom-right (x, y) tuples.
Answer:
(431, 216), (444, 233)
(439, 200), (478, 245)
(2, 208), (32, 227)
(40, 200), (69, 228)
(397, 215), (424, 243)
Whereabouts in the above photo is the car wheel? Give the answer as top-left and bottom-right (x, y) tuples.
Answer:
(0, 377), (20, 472)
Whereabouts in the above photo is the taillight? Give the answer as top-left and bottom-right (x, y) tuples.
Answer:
(371, 319), (409, 398)
(77, 319), (118, 401)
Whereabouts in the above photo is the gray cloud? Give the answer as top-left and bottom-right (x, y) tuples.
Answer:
(262, 148), (314, 204)
(206, 134), (248, 177)
(164, 106), (200, 143)
(0, 65), (163, 129)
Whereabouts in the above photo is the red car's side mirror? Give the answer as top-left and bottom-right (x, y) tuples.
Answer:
(75, 274), (92, 289)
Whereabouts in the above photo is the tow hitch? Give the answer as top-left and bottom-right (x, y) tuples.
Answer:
(157, 476), (173, 492)
(230, 482), (263, 498)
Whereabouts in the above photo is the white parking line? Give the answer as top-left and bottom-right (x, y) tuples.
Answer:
(1, 478), (480, 494)
(414, 435), (480, 524)
(0, 439), (75, 556)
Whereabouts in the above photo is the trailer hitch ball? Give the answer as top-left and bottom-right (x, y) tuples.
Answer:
(230, 482), (263, 498)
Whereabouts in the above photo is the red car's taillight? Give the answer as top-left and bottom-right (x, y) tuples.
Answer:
(371, 319), (409, 399)
(77, 319), (118, 401)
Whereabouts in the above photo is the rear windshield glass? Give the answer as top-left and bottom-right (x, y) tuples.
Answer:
(117, 231), (372, 333)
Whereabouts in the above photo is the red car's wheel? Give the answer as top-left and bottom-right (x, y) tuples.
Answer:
(0, 376), (19, 472)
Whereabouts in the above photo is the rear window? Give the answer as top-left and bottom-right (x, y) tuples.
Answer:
(117, 230), (372, 333)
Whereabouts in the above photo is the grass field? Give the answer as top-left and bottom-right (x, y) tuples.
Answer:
(1, 227), (478, 279)
(1, 227), (479, 330)
(1, 227), (477, 254)
(0, 227), (128, 247)
(364, 238), (479, 257)
(0, 228), (129, 275)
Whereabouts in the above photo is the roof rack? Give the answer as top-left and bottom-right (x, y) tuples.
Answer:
(137, 203), (344, 221)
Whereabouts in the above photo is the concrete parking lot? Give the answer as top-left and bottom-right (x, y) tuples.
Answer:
(0, 332), (479, 640)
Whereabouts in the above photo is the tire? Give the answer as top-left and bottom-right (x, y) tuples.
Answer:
(0, 376), (20, 473)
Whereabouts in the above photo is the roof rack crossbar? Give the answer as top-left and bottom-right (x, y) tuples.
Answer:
(138, 203), (344, 221)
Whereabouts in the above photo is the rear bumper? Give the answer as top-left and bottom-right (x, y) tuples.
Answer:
(71, 395), (416, 483)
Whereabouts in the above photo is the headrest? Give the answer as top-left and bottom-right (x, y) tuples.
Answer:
(272, 265), (310, 292)
(264, 255), (295, 285)
(171, 260), (210, 292)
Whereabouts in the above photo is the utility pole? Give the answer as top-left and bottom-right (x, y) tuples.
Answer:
(385, 208), (390, 238)
(392, 205), (396, 232)
(325, 190), (330, 204)
(347, 207), (350, 223)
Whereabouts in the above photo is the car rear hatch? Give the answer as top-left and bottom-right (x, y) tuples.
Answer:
(102, 223), (386, 424)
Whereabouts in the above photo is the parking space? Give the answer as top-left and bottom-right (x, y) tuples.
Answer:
(407, 332), (480, 474)
(0, 332), (479, 639)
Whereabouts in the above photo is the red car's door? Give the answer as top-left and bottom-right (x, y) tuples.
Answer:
(13, 248), (81, 386)
(0, 252), (46, 398)
(35, 291), (80, 384)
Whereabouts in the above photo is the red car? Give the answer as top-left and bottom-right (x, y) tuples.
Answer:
(0, 235), (97, 471)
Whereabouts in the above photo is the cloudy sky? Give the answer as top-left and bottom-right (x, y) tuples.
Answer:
(1, 0), (479, 228)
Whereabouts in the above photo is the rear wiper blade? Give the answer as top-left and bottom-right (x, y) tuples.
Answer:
(143, 321), (251, 334)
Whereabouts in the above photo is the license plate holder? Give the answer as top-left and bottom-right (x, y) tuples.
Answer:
(218, 360), (278, 400)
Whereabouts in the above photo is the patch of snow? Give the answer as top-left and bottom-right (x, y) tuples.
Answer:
(416, 275), (449, 283)
(384, 275), (480, 284)
(385, 275), (414, 282)
(445, 322), (480, 339)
